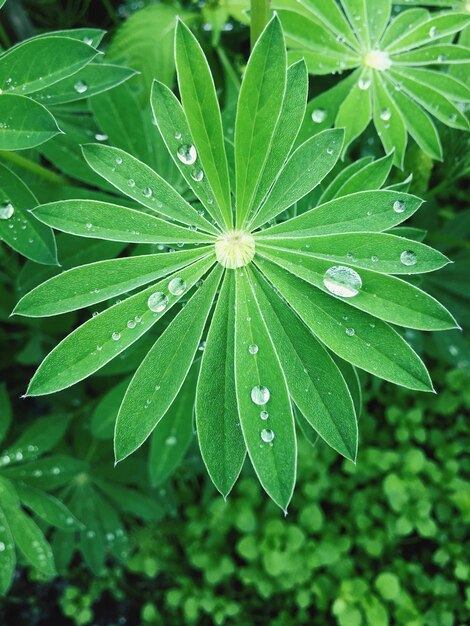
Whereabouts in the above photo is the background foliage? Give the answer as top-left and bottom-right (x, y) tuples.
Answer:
(0, 0), (469, 624)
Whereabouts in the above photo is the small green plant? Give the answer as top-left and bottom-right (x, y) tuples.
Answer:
(279, 0), (470, 165)
(12, 17), (457, 511)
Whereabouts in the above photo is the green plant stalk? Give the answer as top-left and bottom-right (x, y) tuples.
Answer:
(250, 0), (270, 48)
(0, 150), (67, 184)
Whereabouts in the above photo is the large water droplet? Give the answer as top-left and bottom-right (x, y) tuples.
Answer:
(148, 291), (169, 312)
(261, 429), (275, 443)
(248, 344), (259, 355)
(400, 250), (417, 266)
(168, 277), (186, 296)
(74, 80), (88, 94)
(0, 201), (14, 220)
(323, 266), (362, 298)
(251, 385), (270, 405)
(393, 200), (406, 213)
(311, 109), (327, 124)
(177, 144), (197, 165)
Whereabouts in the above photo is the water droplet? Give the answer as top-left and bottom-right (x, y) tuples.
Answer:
(142, 187), (153, 198)
(51, 467), (60, 475)
(336, 34), (345, 43)
(177, 144), (197, 165)
(115, 157), (123, 165)
(190, 168), (204, 182)
(96, 345), (103, 351)
(251, 385), (270, 405)
(393, 200), (406, 213)
(311, 109), (327, 124)
(175, 131), (182, 140)
(371, 255), (378, 263)
(323, 266), (362, 298)
(127, 319), (137, 329)
(437, 54), (447, 62)
(85, 223), (93, 230)
(358, 77), (371, 90)
(165, 436), (177, 446)
(74, 80), (88, 94)
(0, 201), (14, 220)
(106, 532), (114, 542)
(148, 291), (169, 313)
(95, 133), (108, 141)
(260, 429), (275, 443)
(449, 345), (458, 356)
(127, 179), (135, 188)
(400, 250), (416, 266)
(83, 36), (93, 45)
(326, 147), (334, 155)
(86, 530), (96, 539)
(248, 344), (259, 355)
(112, 332), (121, 341)
(260, 410), (269, 420)
(0, 542), (5, 552)
(380, 108), (392, 121)
(168, 277), (186, 296)
(346, 328), (355, 337)
(429, 25), (438, 37)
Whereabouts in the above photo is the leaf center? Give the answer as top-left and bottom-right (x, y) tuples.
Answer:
(363, 50), (392, 71)
(215, 230), (255, 269)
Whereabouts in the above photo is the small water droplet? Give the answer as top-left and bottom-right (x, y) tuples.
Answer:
(175, 131), (182, 140)
(177, 144), (197, 165)
(95, 133), (108, 141)
(190, 168), (204, 182)
(96, 345), (103, 351)
(115, 157), (123, 165)
(393, 200), (406, 213)
(168, 277), (186, 296)
(371, 255), (378, 263)
(248, 344), (259, 355)
(85, 223), (93, 230)
(323, 266), (362, 298)
(400, 250), (416, 266)
(142, 187), (153, 198)
(74, 80), (88, 94)
(260, 429), (275, 443)
(127, 179), (135, 188)
(165, 436), (177, 446)
(251, 385), (270, 405)
(148, 291), (169, 313)
(336, 34), (345, 43)
(429, 25), (438, 37)
(260, 410), (269, 420)
(311, 109), (327, 124)
(127, 319), (137, 329)
(112, 332), (121, 341)
(380, 108), (392, 121)
(358, 77), (371, 90)
(326, 147), (334, 155)
(0, 542), (5, 552)
(0, 201), (14, 220)
(346, 328), (355, 337)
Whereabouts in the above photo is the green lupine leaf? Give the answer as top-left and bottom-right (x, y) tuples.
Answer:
(3, 414), (70, 463)
(0, 35), (99, 95)
(386, 12), (470, 54)
(381, 8), (430, 49)
(2, 456), (86, 489)
(26, 255), (215, 395)
(91, 378), (130, 440)
(339, 0), (371, 47)
(175, 19), (232, 228)
(150, 80), (227, 227)
(260, 232), (449, 274)
(389, 69), (469, 130)
(372, 75), (407, 168)
(115, 265), (223, 462)
(335, 70), (372, 150)
(36, 28), (105, 47)
(395, 66), (470, 101)
(330, 355), (362, 418)
(17, 485), (82, 530)
(0, 0), (6, 8)
(248, 60), (308, 221)
(249, 129), (344, 230)
(32, 199), (215, 244)
(299, 0), (359, 49)
(0, 163), (57, 264)
(384, 74), (443, 160)
(14, 248), (209, 317)
(329, 152), (395, 198)
(252, 268), (358, 460)
(98, 482), (162, 521)
(0, 384), (12, 447)
(392, 43), (470, 65)
(74, 486), (105, 574)
(32, 63), (138, 106)
(0, 477), (55, 576)
(234, 269), (296, 510)
(255, 258), (433, 391)
(149, 363), (197, 486)
(196, 271), (246, 496)
(235, 16), (287, 226)
(258, 191), (423, 238)
(0, 94), (61, 150)
(0, 505), (15, 595)
(319, 156), (374, 204)
(81, 144), (217, 234)
(258, 246), (457, 330)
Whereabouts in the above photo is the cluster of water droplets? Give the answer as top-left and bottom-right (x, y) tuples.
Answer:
(0, 444), (39, 467)
(249, 382), (275, 445)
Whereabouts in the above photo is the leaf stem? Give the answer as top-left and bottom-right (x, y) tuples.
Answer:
(250, 0), (270, 49)
(0, 151), (68, 185)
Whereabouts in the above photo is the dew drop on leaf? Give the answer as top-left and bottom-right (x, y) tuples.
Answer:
(165, 436), (177, 446)
(248, 344), (259, 355)
(115, 157), (123, 165)
(393, 200), (406, 213)
(74, 80), (88, 94)
(311, 109), (327, 124)
(95, 133), (108, 141)
(127, 179), (136, 188)
(127, 319), (137, 329)
(0, 201), (14, 220)
(260, 429), (275, 443)
(251, 385), (270, 405)
(190, 168), (204, 182)
(112, 332), (121, 341)
(429, 26), (438, 37)
(260, 410), (269, 420)
(380, 108), (391, 121)
(0, 542), (6, 552)
(168, 277), (186, 296)
(148, 291), (169, 312)
(142, 187), (153, 198)
(346, 328), (355, 337)
(323, 266), (362, 298)
(177, 144), (197, 165)
(400, 250), (417, 266)
(358, 77), (371, 90)
(174, 131), (182, 140)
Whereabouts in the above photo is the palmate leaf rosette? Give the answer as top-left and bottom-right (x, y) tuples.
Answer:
(278, 0), (470, 165)
(14, 17), (457, 509)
